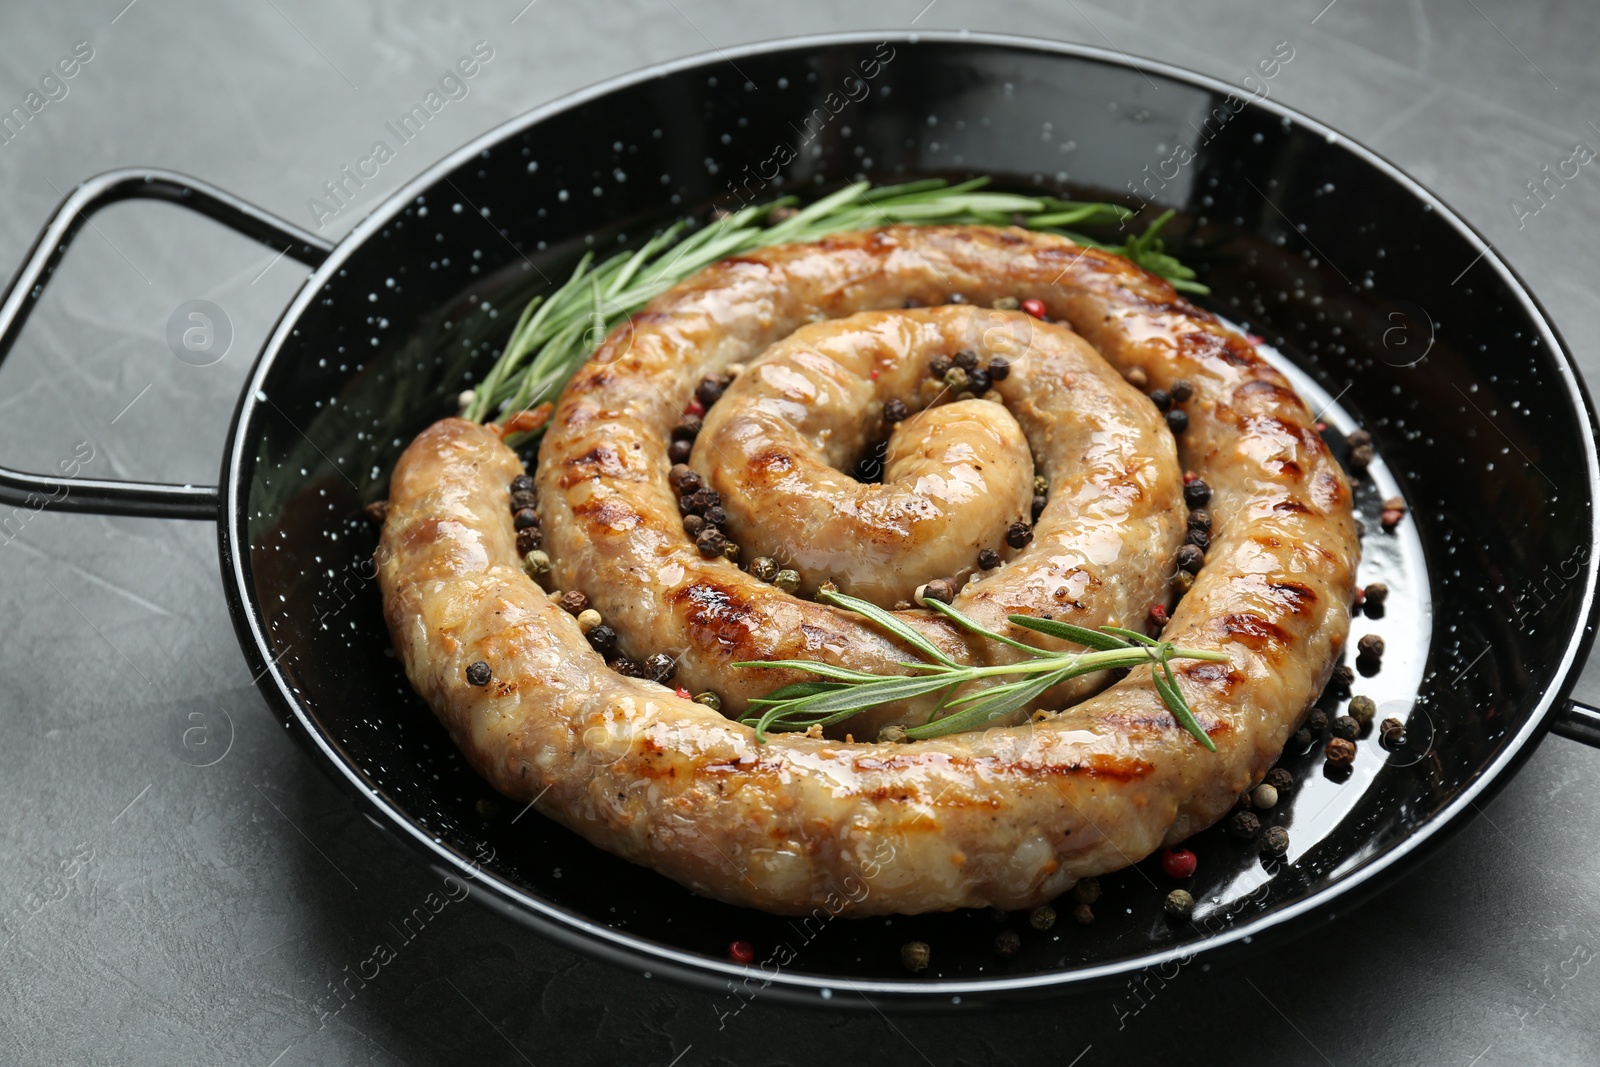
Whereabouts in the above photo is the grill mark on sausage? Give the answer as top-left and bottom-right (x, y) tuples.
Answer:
(1214, 612), (1292, 651)
(1266, 580), (1318, 615)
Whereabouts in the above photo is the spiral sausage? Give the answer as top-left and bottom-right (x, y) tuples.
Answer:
(377, 225), (1358, 915)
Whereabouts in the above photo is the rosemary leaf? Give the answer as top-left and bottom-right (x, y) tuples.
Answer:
(1006, 614), (1131, 652)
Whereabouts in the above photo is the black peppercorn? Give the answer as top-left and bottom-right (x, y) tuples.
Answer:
(1032, 494), (1047, 520)
(1071, 878), (1100, 905)
(1363, 582), (1389, 609)
(682, 513), (705, 537)
(644, 652), (676, 683)
(1183, 480), (1212, 507)
(1006, 521), (1034, 549)
(883, 398), (909, 424)
(1188, 507), (1212, 530)
(953, 349), (979, 371)
(1293, 727), (1312, 749)
(466, 661), (491, 687)
(1357, 634), (1385, 660)
(668, 439), (693, 464)
(1307, 709), (1329, 734)
(671, 415), (702, 442)
(510, 474), (535, 495)
(1345, 428), (1372, 450)
(668, 464), (701, 495)
(916, 578), (956, 606)
(929, 356), (953, 380)
(1149, 388), (1172, 411)
(968, 367), (991, 394)
(687, 487), (721, 515)
(1265, 767), (1294, 796)
(1349, 444), (1374, 473)
(586, 624), (617, 655)
(1331, 715), (1359, 741)
(608, 656), (647, 678)
(1177, 544), (1205, 573)
(696, 525), (727, 557)
(1379, 717), (1406, 748)
(513, 507), (540, 531)
(1185, 528), (1210, 550)
(903, 297), (923, 309)
(515, 527), (542, 556)
(703, 504), (728, 528)
(1170, 379), (1194, 402)
(1260, 826), (1290, 859)
(978, 548), (1001, 570)
(994, 930), (1021, 959)
(988, 356), (1011, 381)
(695, 375), (730, 408)
(558, 590), (589, 615)
(510, 489), (537, 511)
(1166, 409), (1189, 434)
(1228, 810), (1260, 838)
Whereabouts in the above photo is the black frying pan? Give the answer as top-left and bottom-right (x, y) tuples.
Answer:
(3, 32), (1598, 1007)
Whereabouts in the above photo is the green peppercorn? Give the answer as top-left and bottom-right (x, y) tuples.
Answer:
(901, 941), (931, 973)
(1033, 475), (1049, 496)
(1164, 889), (1195, 919)
(991, 295), (1020, 310)
(943, 366), (970, 392)
(773, 569), (802, 595)
(1348, 695), (1377, 726)
(522, 549), (551, 579)
(692, 691), (722, 713)
(750, 556), (780, 582)
(1029, 905), (1056, 931)
(1071, 877), (1100, 905)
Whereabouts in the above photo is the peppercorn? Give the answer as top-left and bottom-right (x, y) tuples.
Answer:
(1183, 480), (1212, 507)
(1006, 521), (1034, 549)
(1172, 570), (1195, 595)
(1071, 877), (1100, 905)
(1170, 379), (1194, 402)
(643, 652), (676, 683)
(667, 439), (691, 464)
(883, 398), (909, 425)
(1357, 634), (1385, 660)
(608, 656), (647, 678)
(994, 930), (1021, 958)
(1029, 905), (1057, 931)
(1260, 826), (1290, 859)
(1325, 737), (1356, 766)
(1379, 717), (1406, 748)
(682, 514), (705, 538)
(1307, 710), (1329, 736)
(575, 608), (602, 632)
(1031, 493), (1047, 520)
(1175, 544), (1206, 574)
(1020, 297), (1047, 318)
(1265, 767), (1294, 796)
(988, 356), (1012, 381)
(929, 356), (953, 380)
(365, 499), (389, 524)
(695, 375), (730, 408)
(686, 486), (721, 515)
(513, 507), (540, 532)
(1162, 848), (1197, 879)
(943, 366), (970, 392)
(748, 556), (779, 583)
(901, 941), (931, 973)
(671, 416), (702, 442)
(1166, 409), (1190, 434)
(1381, 508), (1405, 532)
(522, 549), (551, 579)
(559, 590), (589, 615)
(1123, 366), (1149, 390)
(916, 578), (956, 606)
(466, 661), (491, 687)
(1073, 902), (1095, 925)
(949, 349), (977, 372)
(721, 541), (740, 564)
(1333, 664), (1355, 689)
(1348, 444), (1374, 474)
(668, 464), (701, 495)
(1345, 428), (1372, 450)
(1164, 889), (1194, 919)
(510, 488), (538, 511)
(1033, 476), (1049, 498)
(703, 504), (728, 527)
(947, 293), (968, 304)
(728, 940), (755, 965)
(1149, 604), (1170, 627)
(816, 579), (840, 600)
(1228, 810), (1260, 839)
(1347, 695), (1377, 727)
(692, 691), (722, 712)
(773, 569), (801, 595)
(1251, 783), (1279, 810)
(1331, 715), (1359, 741)
(1293, 727), (1312, 749)
(903, 297), (924, 309)
(968, 367), (991, 394)
(510, 474), (535, 495)
(1188, 507), (1212, 531)
(878, 724), (908, 743)
(516, 527), (543, 556)
(696, 525), (727, 558)
(586, 624), (618, 656)
(978, 548), (1001, 570)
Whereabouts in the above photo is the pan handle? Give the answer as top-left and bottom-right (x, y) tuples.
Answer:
(1552, 698), (1600, 748)
(0, 169), (333, 520)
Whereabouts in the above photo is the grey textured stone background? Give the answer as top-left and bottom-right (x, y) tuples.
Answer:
(1, 1), (1598, 1064)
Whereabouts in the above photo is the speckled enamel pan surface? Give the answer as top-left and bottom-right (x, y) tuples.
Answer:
(215, 32), (1600, 1006)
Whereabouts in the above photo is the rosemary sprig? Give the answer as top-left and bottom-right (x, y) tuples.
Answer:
(734, 590), (1227, 748)
(465, 177), (1206, 429)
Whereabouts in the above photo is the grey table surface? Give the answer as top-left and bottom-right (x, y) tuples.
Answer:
(2, 1), (1598, 1064)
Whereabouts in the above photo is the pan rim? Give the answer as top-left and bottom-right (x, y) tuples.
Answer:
(218, 28), (1600, 1004)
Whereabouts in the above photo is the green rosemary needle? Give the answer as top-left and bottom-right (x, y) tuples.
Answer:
(466, 178), (1204, 432)
(734, 590), (1227, 748)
